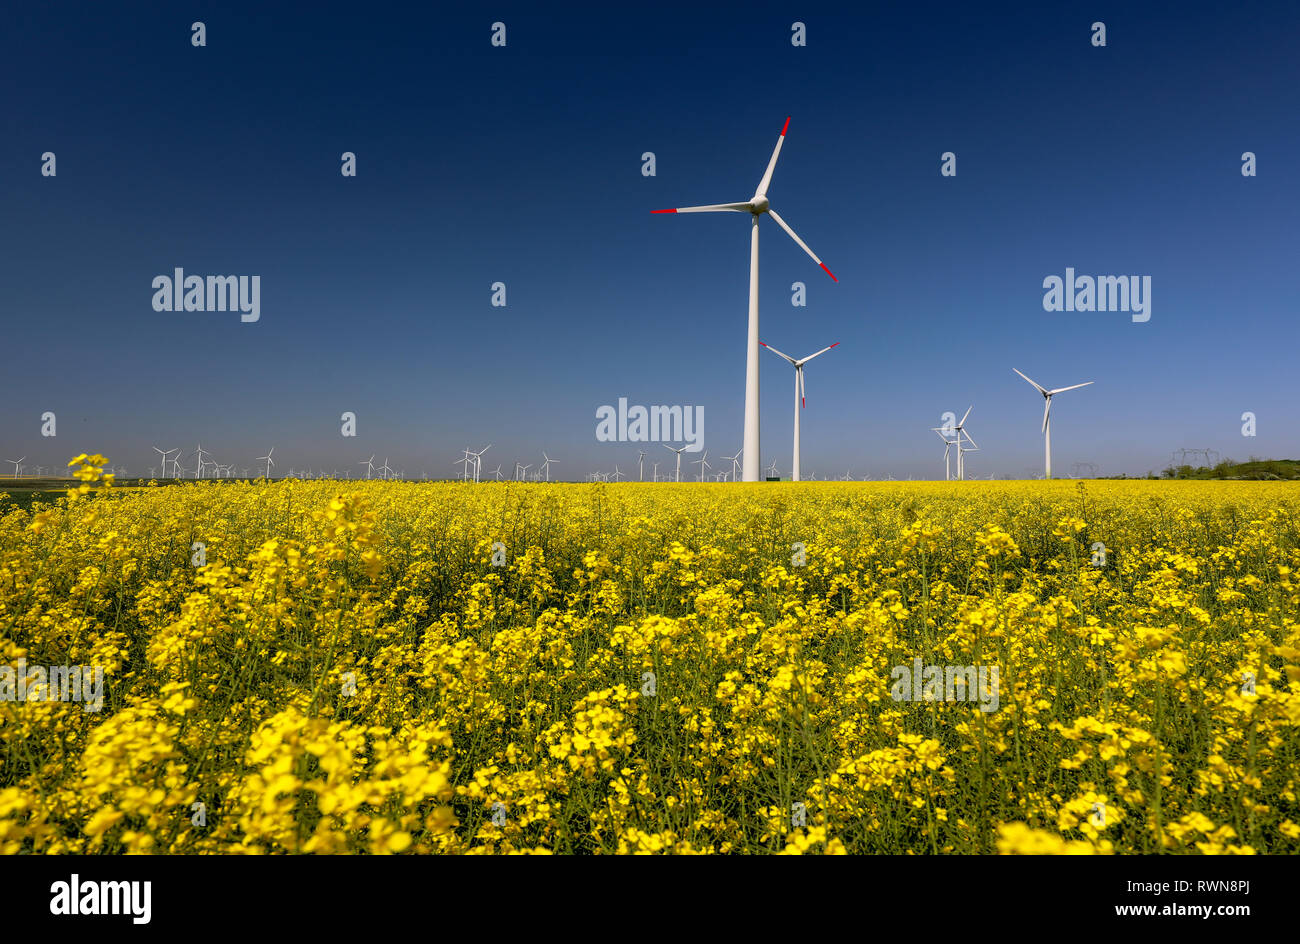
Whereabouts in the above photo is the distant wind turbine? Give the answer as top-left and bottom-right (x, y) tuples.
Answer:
(255, 447), (275, 479)
(724, 449), (743, 482)
(692, 450), (711, 482)
(663, 443), (688, 482)
(760, 340), (839, 482)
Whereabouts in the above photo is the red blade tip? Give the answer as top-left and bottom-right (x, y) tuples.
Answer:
(781, 117), (791, 136)
(651, 208), (677, 214)
(820, 262), (837, 282)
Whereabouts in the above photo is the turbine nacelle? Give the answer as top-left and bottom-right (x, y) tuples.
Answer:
(749, 195), (770, 214)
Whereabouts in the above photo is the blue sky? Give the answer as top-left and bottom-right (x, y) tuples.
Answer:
(2, 1), (1296, 479)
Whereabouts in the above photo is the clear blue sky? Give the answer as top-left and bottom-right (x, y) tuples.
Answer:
(2, 1), (1296, 479)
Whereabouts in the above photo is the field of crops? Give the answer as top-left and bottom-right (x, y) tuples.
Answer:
(2, 457), (1298, 854)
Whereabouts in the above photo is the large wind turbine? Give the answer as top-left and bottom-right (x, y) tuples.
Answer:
(653, 117), (837, 482)
(1013, 369), (1094, 480)
(760, 341), (839, 482)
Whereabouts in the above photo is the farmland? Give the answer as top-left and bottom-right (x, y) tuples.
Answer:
(2, 460), (1298, 853)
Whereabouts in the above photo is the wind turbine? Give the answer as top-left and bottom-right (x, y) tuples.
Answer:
(724, 449), (743, 482)
(468, 445), (492, 483)
(653, 116), (838, 482)
(360, 455), (375, 480)
(540, 451), (558, 481)
(652, 461), (660, 482)
(1013, 369), (1095, 480)
(490, 465), (504, 481)
(760, 341), (839, 482)
(5, 457), (24, 479)
(256, 448), (275, 479)
(953, 409), (979, 481)
(662, 443), (688, 482)
(517, 463), (531, 482)
(692, 450), (711, 482)
(766, 458), (779, 479)
(379, 458), (393, 480)
(637, 450), (646, 482)
(932, 407), (977, 480)
(153, 447), (179, 478)
(932, 426), (957, 481)
(611, 464), (625, 482)
(190, 444), (212, 479)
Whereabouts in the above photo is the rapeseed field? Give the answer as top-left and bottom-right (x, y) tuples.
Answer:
(2, 455), (1297, 854)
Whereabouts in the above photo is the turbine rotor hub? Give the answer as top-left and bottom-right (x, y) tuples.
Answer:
(750, 195), (769, 214)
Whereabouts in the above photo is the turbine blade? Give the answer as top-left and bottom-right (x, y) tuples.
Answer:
(755, 116), (791, 197)
(1042, 398), (1052, 434)
(799, 368), (806, 408)
(957, 405), (973, 427)
(962, 429), (979, 449)
(1014, 368), (1048, 394)
(767, 209), (836, 281)
(759, 341), (797, 364)
(1048, 381), (1094, 395)
(799, 341), (840, 364)
(652, 202), (751, 214)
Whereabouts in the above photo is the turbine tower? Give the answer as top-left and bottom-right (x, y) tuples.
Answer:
(760, 341), (839, 482)
(1014, 369), (1094, 480)
(653, 117), (838, 482)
